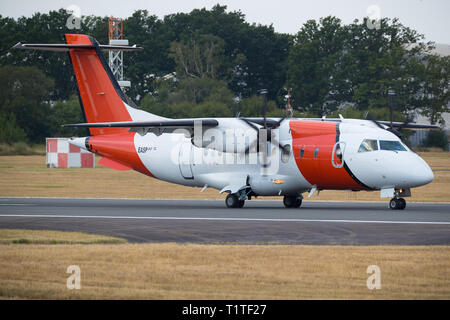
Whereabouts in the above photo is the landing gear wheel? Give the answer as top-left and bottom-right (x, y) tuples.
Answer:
(226, 193), (243, 208)
(389, 198), (406, 210)
(398, 198), (406, 210)
(283, 196), (302, 208)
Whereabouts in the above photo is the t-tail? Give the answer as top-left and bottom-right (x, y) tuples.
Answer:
(12, 34), (159, 175)
(64, 34), (133, 135)
(13, 34), (162, 135)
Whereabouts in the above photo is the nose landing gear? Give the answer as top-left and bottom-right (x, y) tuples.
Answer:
(389, 197), (406, 210)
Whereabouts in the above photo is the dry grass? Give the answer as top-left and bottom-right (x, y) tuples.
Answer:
(0, 243), (449, 299)
(0, 152), (448, 202)
(0, 229), (126, 245)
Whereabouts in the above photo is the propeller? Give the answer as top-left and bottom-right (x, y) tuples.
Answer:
(386, 89), (403, 138)
(365, 112), (404, 138)
(239, 89), (288, 155)
(366, 112), (403, 138)
(364, 89), (403, 138)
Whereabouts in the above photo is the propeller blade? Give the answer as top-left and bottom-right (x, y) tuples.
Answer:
(366, 114), (385, 129)
(366, 112), (403, 138)
(240, 118), (260, 132)
(270, 116), (286, 130)
(387, 127), (403, 138)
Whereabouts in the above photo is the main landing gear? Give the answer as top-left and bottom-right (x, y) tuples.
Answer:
(225, 193), (245, 208)
(225, 193), (303, 209)
(283, 195), (302, 208)
(389, 197), (406, 210)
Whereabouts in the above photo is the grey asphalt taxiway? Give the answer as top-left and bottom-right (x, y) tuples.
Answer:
(0, 197), (449, 245)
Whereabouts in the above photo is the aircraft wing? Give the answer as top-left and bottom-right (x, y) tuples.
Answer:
(376, 121), (440, 129)
(63, 119), (219, 136)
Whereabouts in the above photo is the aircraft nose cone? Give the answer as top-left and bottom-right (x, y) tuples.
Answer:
(408, 156), (434, 187)
(420, 162), (434, 185)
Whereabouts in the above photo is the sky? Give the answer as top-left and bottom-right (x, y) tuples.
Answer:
(1, 0), (449, 44)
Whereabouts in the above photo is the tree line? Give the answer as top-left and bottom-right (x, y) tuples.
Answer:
(0, 5), (448, 145)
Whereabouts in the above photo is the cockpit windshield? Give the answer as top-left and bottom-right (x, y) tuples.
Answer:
(379, 140), (407, 151)
(358, 139), (378, 153)
(358, 139), (407, 152)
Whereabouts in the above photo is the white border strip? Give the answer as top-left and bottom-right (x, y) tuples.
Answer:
(0, 214), (449, 225)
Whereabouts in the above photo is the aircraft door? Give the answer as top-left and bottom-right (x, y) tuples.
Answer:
(179, 142), (194, 179)
(331, 141), (346, 169)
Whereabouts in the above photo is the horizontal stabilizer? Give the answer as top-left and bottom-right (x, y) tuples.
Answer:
(12, 42), (143, 52)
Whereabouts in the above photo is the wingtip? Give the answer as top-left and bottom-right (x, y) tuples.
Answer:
(12, 42), (23, 49)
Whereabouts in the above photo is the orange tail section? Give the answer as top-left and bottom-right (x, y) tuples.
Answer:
(65, 34), (132, 135)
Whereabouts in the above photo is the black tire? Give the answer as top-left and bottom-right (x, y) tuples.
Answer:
(398, 198), (406, 210)
(283, 196), (301, 208)
(293, 198), (302, 208)
(238, 200), (245, 208)
(226, 194), (239, 208)
(389, 198), (399, 210)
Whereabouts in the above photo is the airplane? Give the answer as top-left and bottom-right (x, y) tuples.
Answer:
(13, 34), (437, 210)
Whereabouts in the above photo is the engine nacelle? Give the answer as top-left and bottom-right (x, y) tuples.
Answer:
(191, 118), (259, 153)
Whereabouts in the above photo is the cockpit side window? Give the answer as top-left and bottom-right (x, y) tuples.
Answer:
(379, 140), (407, 151)
(358, 139), (378, 153)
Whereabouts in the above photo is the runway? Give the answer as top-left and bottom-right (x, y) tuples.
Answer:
(0, 197), (449, 245)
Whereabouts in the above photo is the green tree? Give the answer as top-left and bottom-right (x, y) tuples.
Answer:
(49, 95), (88, 136)
(286, 16), (435, 121)
(140, 77), (234, 118)
(169, 34), (227, 80)
(0, 65), (54, 142)
(124, 10), (174, 102)
(0, 112), (27, 144)
(286, 16), (348, 115)
(1, 10), (78, 100)
(237, 95), (280, 117)
(422, 130), (449, 151)
(419, 54), (450, 125)
(348, 18), (432, 119)
(163, 5), (292, 99)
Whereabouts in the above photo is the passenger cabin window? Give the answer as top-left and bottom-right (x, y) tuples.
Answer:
(299, 147), (304, 158)
(379, 140), (407, 151)
(314, 148), (319, 158)
(358, 139), (378, 153)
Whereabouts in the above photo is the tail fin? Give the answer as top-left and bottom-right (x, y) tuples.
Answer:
(65, 34), (131, 135)
(13, 34), (166, 134)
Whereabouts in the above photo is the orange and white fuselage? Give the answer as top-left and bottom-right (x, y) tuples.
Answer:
(70, 104), (434, 198)
(14, 33), (434, 209)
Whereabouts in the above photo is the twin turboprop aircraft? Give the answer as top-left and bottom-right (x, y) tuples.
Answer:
(14, 34), (436, 209)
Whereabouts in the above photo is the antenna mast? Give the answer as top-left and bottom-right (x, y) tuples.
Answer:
(108, 17), (130, 88)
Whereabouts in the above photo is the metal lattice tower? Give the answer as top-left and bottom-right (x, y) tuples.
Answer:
(108, 17), (130, 88)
